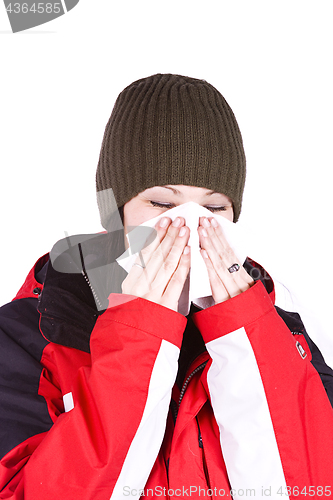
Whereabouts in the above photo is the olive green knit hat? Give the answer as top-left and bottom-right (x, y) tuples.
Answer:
(96, 74), (246, 227)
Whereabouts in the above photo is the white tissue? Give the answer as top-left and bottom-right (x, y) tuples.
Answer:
(116, 202), (248, 315)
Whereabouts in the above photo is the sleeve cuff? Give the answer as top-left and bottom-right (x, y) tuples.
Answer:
(192, 281), (275, 344)
(106, 293), (187, 349)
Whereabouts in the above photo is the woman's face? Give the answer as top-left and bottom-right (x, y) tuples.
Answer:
(123, 184), (234, 237)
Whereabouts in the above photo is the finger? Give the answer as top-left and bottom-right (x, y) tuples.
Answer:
(199, 217), (238, 268)
(198, 225), (241, 296)
(198, 222), (252, 298)
(127, 217), (189, 298)
(131, 216), (173, 269)
(128, 216), (182, 281)
(207, 219), (253, 289)
(199, 217), (253, 284)
(200, 216), (241, 261)
(161, 246), (191, 311)
(149, 224), (190, 294)
(145, 218), (189, 287)
(200, 249), (230, 303)
(125, 217), (174, 295)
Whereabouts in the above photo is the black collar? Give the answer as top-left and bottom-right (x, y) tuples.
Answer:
(38, 231), (127, 353)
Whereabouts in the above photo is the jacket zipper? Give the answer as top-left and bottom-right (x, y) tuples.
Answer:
(196, 416), (212, 491)
(172, 360), (208, 421)
(168, 360), (208, 481)
(81, 269), (103, 310)
(78, 243), (103, 311)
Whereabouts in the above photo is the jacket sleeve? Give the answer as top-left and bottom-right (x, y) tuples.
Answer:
(193, 281), (333, 499)
(0, 296), (186, 500)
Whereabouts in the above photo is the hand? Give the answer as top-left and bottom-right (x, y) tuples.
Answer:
(198, 217), (254, 304)
(121, 217), (191, 312)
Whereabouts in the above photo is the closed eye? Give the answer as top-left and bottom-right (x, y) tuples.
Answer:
(150, 201), (227, 212)
(150, 201), (174, 209)
(205, 206), (227, 212)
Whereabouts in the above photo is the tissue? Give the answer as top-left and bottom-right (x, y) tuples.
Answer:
(116, 202), (248, 315)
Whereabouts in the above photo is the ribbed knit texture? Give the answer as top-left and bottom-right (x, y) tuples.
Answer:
(96, 74), (246, 228)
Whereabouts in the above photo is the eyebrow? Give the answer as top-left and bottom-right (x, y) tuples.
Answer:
(158, 186), (221, 196)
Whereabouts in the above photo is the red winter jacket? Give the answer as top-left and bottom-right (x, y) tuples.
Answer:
(0, 233), (333, 499)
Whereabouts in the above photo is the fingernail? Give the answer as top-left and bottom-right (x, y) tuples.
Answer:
(211, 218), (218, 228)
(202, 249), (208, 259)
(159, 217), (168, 228)
(179, 227), (187, 237)
(201, 228), (208, 237)
(202, 218), (210, 228)
(172, 217), (181, 227)
(183, 246), (190, 255)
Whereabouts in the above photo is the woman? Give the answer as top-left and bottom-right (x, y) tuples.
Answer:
(0, 74), (332, 499)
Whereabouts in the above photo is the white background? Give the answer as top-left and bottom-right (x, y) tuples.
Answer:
(1, 1), (332, 364)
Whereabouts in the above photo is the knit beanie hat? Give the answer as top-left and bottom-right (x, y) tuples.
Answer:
(96, 73), (246, 228)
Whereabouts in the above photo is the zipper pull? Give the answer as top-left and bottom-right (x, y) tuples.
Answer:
(196, 416), (203, 448)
